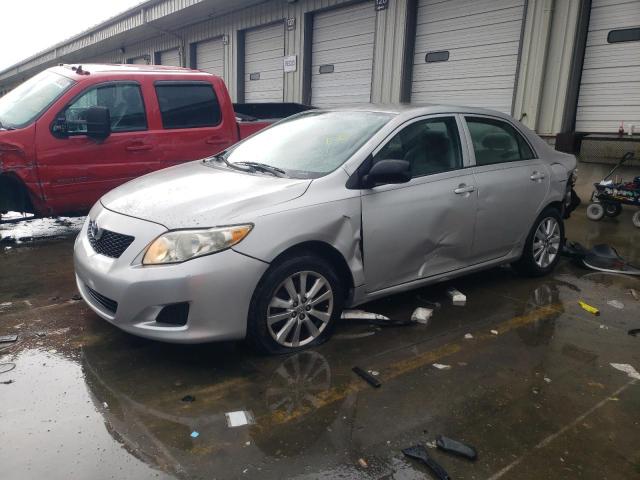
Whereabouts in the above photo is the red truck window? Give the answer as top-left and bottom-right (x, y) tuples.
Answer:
(154, 82), (221, 129)
(64, 82), (147, 134)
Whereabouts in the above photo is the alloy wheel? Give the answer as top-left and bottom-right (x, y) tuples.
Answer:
(267, 271), (334, 348)
(532, 217), (561, 269)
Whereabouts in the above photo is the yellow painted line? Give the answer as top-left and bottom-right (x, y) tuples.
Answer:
(256, 304), (561, 430)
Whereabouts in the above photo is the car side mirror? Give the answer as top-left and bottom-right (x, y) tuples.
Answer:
(363, 159), (411, 187)
(86, 106), (111, 141)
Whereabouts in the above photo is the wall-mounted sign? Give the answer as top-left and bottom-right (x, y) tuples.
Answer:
(283, 55), (297, 72)
(375, 0), (389, 11)
(249, 72), (260, 81)
(286, 17), (296, 31)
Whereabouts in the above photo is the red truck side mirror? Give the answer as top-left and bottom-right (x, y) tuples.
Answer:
(86, 106), (111, 141)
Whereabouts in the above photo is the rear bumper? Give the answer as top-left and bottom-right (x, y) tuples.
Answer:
(73, 203), (269, 343)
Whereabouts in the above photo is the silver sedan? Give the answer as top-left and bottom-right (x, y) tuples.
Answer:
(74, 105), (577, 353)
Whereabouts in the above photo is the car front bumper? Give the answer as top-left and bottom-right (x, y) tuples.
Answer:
(73, 203), (269, 343)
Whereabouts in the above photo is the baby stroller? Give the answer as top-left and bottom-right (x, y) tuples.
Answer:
(586, 152), (640, 228)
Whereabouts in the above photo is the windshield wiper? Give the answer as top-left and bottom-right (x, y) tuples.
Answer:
(234, 162), (287, 178)
(205, 153), (253, 173)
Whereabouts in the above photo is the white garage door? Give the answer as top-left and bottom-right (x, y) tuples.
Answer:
(576, 0), (640, 133)
(196, 38), (224, 77)
(244, 22), (284, 103)
(158, 48), (181, 67)
(411, 0), (526, 114)
(311, 2), (376, 108)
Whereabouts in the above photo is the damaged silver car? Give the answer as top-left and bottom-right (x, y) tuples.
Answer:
(74, 105), (577, 353)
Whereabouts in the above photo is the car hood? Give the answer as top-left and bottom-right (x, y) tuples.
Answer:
(100, 161), (311, 229)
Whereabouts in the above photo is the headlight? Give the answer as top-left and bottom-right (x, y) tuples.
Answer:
(142, 224), (253, 265)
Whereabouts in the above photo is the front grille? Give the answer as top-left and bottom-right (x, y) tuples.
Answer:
(87, 222), (134, 259)
(86, 286), (118, 314)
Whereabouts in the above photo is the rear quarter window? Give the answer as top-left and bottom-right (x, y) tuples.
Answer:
(155, 82), (221, 129)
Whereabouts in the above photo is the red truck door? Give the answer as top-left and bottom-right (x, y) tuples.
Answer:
(149, 80), (236, 166)
(35, 81), (158, 214)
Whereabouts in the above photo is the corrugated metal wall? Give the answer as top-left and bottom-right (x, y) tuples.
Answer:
(1, 0), (617, 140)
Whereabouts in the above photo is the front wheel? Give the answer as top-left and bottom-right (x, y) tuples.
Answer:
(513, 208), (564, 277)
(246, 254), (344, 354)
(586, 202), (605, 221)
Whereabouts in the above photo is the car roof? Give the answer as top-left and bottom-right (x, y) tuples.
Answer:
(321, 103), (517, 122)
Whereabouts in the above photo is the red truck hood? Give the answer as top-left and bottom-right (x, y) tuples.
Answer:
(100, 160), (311, 229)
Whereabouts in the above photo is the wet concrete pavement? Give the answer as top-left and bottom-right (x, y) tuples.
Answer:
(1, 208), (639, 480)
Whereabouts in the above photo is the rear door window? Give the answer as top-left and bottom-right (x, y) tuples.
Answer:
(154, 82), (221, 129)
(64, 83), (147, 134)
(465, 117), (534, 166)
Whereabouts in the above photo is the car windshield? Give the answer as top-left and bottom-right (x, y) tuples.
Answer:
(223, 110), (394, 178)
(0, 71), (75, 129)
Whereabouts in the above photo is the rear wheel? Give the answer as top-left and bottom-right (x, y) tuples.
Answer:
(513, 208), (564, 277)
(247, 254), (344, 354)
(586, 202), (605, 221)
(603, 202), (622, 217)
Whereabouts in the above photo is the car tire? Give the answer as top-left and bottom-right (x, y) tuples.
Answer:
(512, 207), (565, 277)
(586, 202), (605, 221)
(633, 211), (640, 229)
(246, 254), (344, 354)
(603, 202), (622, 217)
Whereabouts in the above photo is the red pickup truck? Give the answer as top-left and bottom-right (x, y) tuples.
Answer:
(0, 64), (307, 217)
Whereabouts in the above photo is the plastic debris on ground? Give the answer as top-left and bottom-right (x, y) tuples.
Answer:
(432, 363), (451, 370)
(578, 300), (600, 316)
(610, 363), (640, 380)
(411, 307), (433, 325)
(358, 458), (368, 468)
(464, 333), (473, 340)
(607, 300), (624, 309)
(190, 431), (200, 438)
(0, 363), (16, 375)
(102, 402), (109, 409)
(225, 410), (255, 428)
(402, 445), (451, 480)
(352, 366), (382, 388)
(544, 377), (552, 383)
(341, 310), (390, 321)
(562, 242), (640, 275)
(0, 334), (18, 343)
(435, 435), (478, 461)
(340, 310), (415, 327)
(447, 288), (466, 306)
(490, 329), (499, 335)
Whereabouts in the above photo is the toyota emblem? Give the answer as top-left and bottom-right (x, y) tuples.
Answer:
(89, 220), (103, 240)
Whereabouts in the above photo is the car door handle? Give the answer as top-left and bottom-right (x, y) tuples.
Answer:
(454, 184), (475, 195)
(125, 143), (153, 152)
(530, 171), (546, 181)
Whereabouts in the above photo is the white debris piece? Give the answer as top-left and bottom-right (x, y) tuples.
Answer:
(447, 288), (466, 306)
(464, 333), (473, 340)
(432, 363), (451, 370)
(102, 402), (109, 409)
(544, 377), (552, 383)
(607, 300), (624, 309)
(490, 329), (499, 335)
(341, 310), (390, 321)
(225, 410), (255, 428)
(610, 363), (640, 380)
(411, 307), (433, 324)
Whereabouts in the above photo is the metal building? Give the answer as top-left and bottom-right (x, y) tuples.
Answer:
(0, 0), (639, 152)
